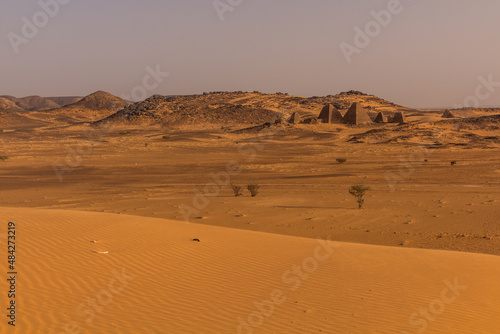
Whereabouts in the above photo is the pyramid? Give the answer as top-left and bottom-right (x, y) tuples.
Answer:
(342, 103), (373, 125)
(391, 111), (406, 123)
(287, 112), (302, 124)
(318, 104), (343, 124)
(442, 110), (457, 118)
(374, 112), (388, 123)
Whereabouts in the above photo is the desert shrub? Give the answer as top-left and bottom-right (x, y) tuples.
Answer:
(0, 156), (9, 161)
(336, 158), (347, 164)
(119, 131), (131, 135)
(230, 184), (243, 197)
(424, 159), (428, 162)
(451, 161), (457, 166)
(247, 183), (260, 197)
(349, 185), (370, 209)
(145, 143), (149, 147)
(162, 135), (171, 141)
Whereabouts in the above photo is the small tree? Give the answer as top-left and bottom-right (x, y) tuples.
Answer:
(349, 185), (370, 209)
(450, 161), (457, 166)
(230, 184), (243, 197)
(247, 183), (260, 197)
(336, 158), (347, 164)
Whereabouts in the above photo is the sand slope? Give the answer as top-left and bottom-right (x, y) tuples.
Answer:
(1, 207), (500, 334)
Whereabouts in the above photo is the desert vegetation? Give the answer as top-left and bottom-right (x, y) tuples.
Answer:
(247, 183), (261, 197)
(230, 184), (243, 197)
(349, 185), (370, 209)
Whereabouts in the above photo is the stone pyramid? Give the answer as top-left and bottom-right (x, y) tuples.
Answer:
(391, 111), (406, 123)
(318, 104), (343, 123)
(442, 110), (457, 118)
(342, 103), (373, 125)
(374, 112), (388, 123)
(287, 112), (302, 124)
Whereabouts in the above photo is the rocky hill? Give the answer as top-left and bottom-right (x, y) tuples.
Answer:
(0, 95), (61, 111)
(0, 97), (26, 113)
(97, 90), (412, 127)
(30, 91), (130, 124)
(64, 91), (127, 111)
(0, 91), (129, 128)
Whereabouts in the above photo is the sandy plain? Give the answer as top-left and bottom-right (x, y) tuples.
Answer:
(1, 92), (499, 333)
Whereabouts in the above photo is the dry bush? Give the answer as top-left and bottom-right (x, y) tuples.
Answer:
(349, 185), (370, 209)
(247, 184), (260, 197)
(230, 184), (243, 197)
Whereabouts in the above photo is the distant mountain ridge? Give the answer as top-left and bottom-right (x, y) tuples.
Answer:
(0, 97), (26, 113)
(0, 91), (126, 114)
(0, 95), (62, 111)
(0, 91), (128, 127)
(46, 96), (82, 106)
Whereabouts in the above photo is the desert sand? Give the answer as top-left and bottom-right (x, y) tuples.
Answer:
(1, 91), (499, 333)
(2, 207), (500, 334)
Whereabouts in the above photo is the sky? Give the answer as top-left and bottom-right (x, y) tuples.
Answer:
(1, 0), (499, 108)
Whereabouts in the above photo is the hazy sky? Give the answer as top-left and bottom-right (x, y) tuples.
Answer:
(1, 0), (499, 108)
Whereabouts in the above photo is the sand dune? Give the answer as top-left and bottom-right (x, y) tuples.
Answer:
(1, 207), (499, 333)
